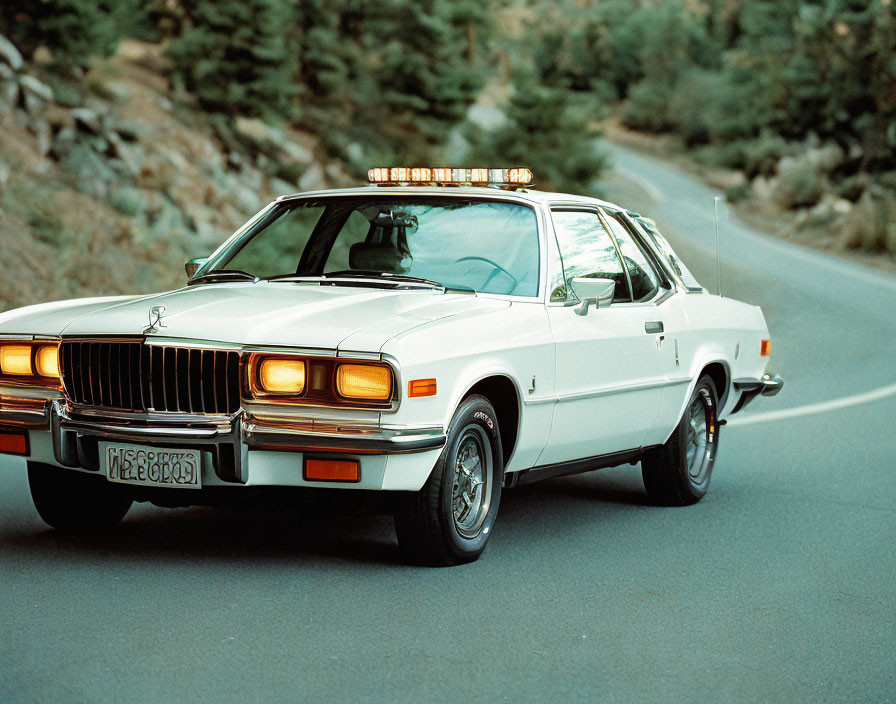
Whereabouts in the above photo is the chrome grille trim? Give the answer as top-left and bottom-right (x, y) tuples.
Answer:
(60, 340), (240, 415)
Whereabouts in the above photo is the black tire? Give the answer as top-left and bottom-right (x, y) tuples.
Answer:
(28, 462), (133, 531)
(394, 395), (503, 566)
(641, 375), (720, 506)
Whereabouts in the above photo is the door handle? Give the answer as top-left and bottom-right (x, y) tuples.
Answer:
(645, 321), (664, 334)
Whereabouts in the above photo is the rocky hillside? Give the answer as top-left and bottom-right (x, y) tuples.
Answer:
(0, 35), (351, 313)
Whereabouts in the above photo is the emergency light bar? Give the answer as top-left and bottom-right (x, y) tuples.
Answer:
(368, 167), (533, 188)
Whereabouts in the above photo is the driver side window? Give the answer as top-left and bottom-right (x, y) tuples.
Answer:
(550, 209), (631, 303)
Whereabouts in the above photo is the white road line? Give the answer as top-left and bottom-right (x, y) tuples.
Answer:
(727, 381), (896, 426)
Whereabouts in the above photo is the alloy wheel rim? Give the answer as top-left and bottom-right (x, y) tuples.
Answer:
(685, 393), (713, 483)
(451, 425), (491, 538)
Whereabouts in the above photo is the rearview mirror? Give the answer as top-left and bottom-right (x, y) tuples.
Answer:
(185, 257), (208, 278)
(571, 277), (615, 316)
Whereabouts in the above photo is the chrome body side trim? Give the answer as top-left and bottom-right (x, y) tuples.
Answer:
(524, 376), (691, 406)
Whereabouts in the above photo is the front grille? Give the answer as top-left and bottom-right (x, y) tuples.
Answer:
(60, 341), (241, 415)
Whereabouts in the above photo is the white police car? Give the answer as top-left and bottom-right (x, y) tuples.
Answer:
(0, 167), (781, 565)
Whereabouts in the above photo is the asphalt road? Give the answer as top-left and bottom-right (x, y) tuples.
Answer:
(2, 143), (894, 702)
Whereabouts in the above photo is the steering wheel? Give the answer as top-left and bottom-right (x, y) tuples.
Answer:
(454, 256), (519, 291)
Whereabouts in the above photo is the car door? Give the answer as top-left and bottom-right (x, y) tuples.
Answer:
(539, 207), (671, 465)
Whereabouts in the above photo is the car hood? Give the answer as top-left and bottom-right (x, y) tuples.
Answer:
(2, 283), (509, 352)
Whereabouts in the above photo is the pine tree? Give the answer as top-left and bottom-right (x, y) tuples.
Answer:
(0, 0), (138, 67)
(166, 0), (299, 118)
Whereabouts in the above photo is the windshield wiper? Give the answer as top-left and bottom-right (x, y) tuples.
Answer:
(321, 270), (446, 288)
(265, 271), (475, 293)
(188, 269), (259, 285)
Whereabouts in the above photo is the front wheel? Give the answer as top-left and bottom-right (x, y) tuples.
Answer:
(28, 462), (133, 530)
(394, 395), (503, 566)
(641, 375), (720, 506)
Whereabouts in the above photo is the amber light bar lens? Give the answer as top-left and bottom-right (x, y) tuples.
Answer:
(760, 339), (771, 357)
(0, 345), (33, 376)
(304, 458), (360, 483)
(368, 167), (533, 187)
(336, 364), (392, 401)
(408, 378), (437, 398)
(258, 358), (306, 394)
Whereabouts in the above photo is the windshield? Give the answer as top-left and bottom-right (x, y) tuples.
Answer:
(198, 197), (540, 296)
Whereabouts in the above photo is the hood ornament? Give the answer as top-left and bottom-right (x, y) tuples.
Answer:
(144, 305), (167, 335)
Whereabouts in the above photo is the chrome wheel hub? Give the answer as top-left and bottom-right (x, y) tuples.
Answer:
(451, 425), (491, 538)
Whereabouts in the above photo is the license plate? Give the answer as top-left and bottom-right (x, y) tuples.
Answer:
(102, 443), (201, 489)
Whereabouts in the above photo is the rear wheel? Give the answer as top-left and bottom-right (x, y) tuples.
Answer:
(394, 395), (503, 566)
(641, 375), (719, 506)
(28, 462), (133, 530)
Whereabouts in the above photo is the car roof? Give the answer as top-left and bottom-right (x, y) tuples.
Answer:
(275, 185), (627, 212)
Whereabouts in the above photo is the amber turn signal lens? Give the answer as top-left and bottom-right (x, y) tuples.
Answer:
(408, 378), (437, 398)
(35, 345), (60, 378)
(258, 358), (306, 393)
(336, 364), (392, 401)
(760, 339), (771, 357)
(304, 458), (360, 482)
(0, 345), (33, 376)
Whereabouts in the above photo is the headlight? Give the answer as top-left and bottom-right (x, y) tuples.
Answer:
(257, 358), (306, 394)
(247, 353), (395, 408)
(0, 345), (33, 376)
(35, 345), (60, 378)
(0, 342), (61, 384)
(336, 363), (392, 401)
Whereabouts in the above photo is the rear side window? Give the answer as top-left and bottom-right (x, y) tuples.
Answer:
(550, 210), (631, 303)
(601, 211), (662, 301)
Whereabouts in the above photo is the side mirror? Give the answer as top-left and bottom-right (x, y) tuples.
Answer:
(571, 277), (615, 316)
(185, 257), (208, 279)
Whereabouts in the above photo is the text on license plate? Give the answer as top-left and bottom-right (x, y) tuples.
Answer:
(104, 444), (201, 489)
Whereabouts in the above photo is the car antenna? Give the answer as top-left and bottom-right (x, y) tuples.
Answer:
(713, 196), (723, 297)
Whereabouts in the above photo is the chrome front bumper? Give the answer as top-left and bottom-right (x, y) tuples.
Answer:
(0, 400), (446, 485)
(732, 374), (784, 412)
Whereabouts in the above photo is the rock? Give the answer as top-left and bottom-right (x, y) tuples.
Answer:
(0, 63), (18, 114)
(805, 143), (845, 174)
(32, 119), (53, 156)
(18, 74), (53, 102)
(840, 188), (896, 252)
(101, 80), (131, 103)
(298, 163), (327, 191)
(751, 175), (774, 201)
(234, 116), (269, 145)
(70, 107), (105, 135)
(269, 177), (296, 198)
(0, 162), (9, 193)
(0, 34), (23, 71)
(831, 198), (852, 215)
(62, 143), (115, 198)
(107, 133), (144, 177)
(50, 125), (79, 160)
(32, 46), (52, 65)
(345, 142), (364, 165)
(19, 75), (53, 116)
(108, 185), (146, 217)
(45, 103), (75, 129)
(234, 116), (314, 166)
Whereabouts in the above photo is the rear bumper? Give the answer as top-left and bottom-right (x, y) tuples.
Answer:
(731, 374), (784, 413)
